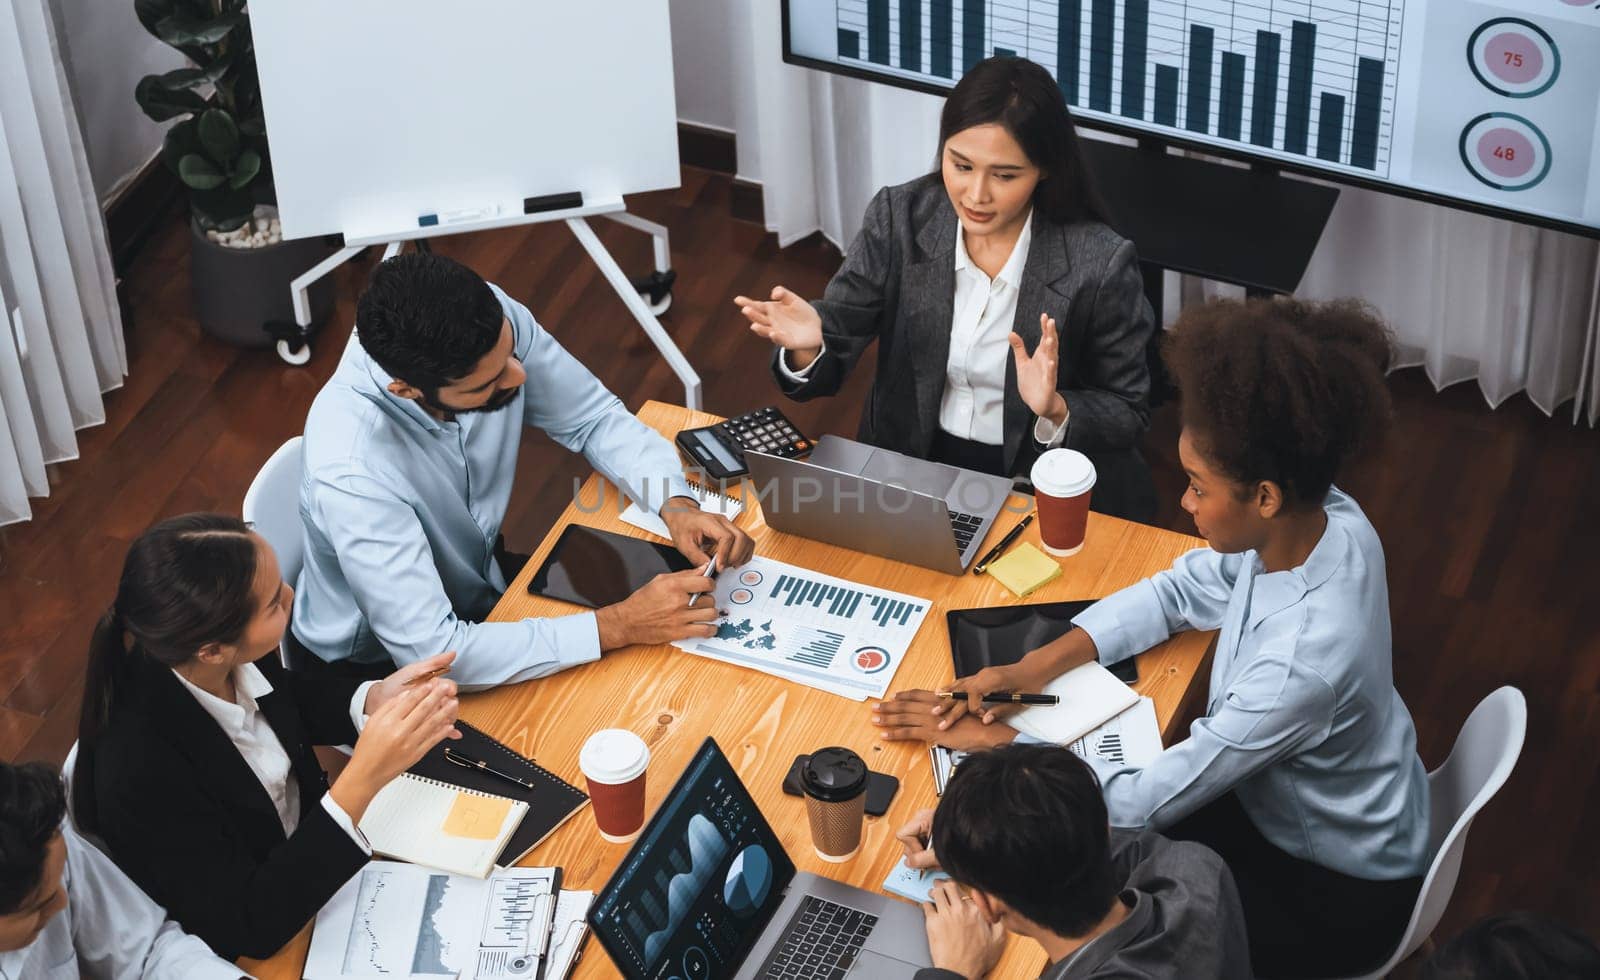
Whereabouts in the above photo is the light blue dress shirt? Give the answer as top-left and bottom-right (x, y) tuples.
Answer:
(0, 827), (239, 980)
(292, 284), (693, 688)
(1070, 488), (1431, 881)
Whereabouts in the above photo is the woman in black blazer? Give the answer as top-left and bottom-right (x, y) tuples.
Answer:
(73, 514), (460, 961)
(737, 56), (1156, 521)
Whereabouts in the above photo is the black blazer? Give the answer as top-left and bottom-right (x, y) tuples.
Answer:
(78, 652), (370, 960)
(773, 174), (1156, 519)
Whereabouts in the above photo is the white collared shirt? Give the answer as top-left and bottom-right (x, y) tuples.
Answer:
(781, 210), (1067, 449)
(0, 827), (240, 980)
(172, 662), (374, 851)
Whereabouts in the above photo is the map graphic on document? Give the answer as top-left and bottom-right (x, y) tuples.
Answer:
(673, 556), (931, 699)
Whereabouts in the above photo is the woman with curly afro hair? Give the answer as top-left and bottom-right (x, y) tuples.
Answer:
(878, 298), (1431, 978)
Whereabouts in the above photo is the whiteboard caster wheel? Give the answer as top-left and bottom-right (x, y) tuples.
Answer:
(642, 291), (672, 316)
(276, 339), (312, 365)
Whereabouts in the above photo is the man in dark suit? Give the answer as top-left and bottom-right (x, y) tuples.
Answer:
(899, 744), (1251, 980)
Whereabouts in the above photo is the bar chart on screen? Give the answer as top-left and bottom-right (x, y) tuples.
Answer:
(790, 0), (1600, 232)
(830, 0), (1401, 174)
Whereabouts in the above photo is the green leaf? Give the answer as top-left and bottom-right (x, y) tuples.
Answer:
(133, 73), (209, 122)
(238, 117), (266, 137)
(227, 149), (261, 190)
(197, 108), (240, 163)
(133, 0), (178, 38)
(178, 153), (226, 190)
(154, 11), (242, 47)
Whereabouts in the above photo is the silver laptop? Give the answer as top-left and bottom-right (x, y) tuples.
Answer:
(588, 738), (933, 980)
(745, 436), (1015, 574)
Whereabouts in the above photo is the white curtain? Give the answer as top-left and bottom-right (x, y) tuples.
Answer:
(731, 3), (1600, 424)
(0, 0), (126, 527)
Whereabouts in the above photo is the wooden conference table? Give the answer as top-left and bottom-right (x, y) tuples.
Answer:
(246, 401), (1215, 980)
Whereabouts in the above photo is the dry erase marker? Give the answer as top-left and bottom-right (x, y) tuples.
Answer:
(687, 554), (720, 608)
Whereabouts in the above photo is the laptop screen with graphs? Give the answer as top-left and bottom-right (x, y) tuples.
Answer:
(589, 739), (798, 980)
(782, 0), (1599, 236)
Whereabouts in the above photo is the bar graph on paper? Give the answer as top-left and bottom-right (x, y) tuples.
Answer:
(672, 556), (932, 699)
(831, 0), (1400, 175)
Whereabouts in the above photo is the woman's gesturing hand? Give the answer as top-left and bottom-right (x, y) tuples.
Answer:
(735, 287), (825, 370)
(1010, 313), (1068, 426)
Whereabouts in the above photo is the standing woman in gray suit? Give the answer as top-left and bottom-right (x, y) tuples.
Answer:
(736, 56), (1156, 521)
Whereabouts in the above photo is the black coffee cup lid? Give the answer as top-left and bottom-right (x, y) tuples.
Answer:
(801, 747), (868, 801)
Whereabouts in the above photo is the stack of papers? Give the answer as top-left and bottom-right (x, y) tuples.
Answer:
(928, 697), (1163, 795)
(673, 555), (932, 700)
(1007, 662), (1141, 745)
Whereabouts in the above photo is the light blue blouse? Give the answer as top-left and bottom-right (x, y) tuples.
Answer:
(1071, 488), (1431, 880)
(291, 285), (692, 688)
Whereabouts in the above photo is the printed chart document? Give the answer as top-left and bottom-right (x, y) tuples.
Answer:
(303, 862), (558, 980)
(1068, 697), (1163, 768)
(545, 890), (594, 980)
(672, 555), (932, 700)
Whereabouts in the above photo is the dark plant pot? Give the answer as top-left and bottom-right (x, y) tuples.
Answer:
(189, 218), (336, 349)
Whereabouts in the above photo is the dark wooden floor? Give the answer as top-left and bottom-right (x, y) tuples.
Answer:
(2, 166), (1597, 949)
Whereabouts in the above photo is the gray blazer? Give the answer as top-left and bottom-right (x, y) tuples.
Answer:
(772, 174), (1155, 512)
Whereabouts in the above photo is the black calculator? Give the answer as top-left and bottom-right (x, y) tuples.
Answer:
(675, 406), (813, 481)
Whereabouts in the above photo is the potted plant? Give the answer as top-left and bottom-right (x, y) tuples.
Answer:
(134, 0), (333, 352)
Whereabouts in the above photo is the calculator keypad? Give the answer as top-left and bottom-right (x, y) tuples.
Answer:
(720, 407), (810, 459)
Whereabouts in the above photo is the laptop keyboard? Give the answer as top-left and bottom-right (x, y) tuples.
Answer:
(948, 509), (983, 551)
(757, 895), (878, 979)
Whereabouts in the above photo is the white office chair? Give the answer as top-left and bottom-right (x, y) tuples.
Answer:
(61, 741), (110, 851)
(242, 436), (305, 669)
(1331, 686), (1527, 980)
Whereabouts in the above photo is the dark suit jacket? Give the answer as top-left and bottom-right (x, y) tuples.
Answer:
(915, 831), (1252, 980)
(772, 174), (1156, 519)
(77, 653), (370, 961)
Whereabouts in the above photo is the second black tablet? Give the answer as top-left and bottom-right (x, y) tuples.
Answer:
(946, 601), (1138, 685)
(527, 525), (695, 608)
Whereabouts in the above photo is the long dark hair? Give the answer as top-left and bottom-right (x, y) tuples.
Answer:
(937, 56), (1108, 226)
(75, 513), (260, 830)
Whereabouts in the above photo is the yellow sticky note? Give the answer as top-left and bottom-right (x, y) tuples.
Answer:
(441, 793), (513, 841)
(987, 543), (1062, 598)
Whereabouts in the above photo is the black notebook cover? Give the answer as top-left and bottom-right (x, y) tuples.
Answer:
(408, 720), (590, 867)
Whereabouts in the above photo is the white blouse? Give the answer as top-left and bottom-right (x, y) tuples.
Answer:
(173, 662), (374, 850)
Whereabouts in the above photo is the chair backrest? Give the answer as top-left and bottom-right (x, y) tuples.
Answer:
(242, 436), (305, 668)
(1357, 687), (1527, 978)
(242, 436), (306, 586)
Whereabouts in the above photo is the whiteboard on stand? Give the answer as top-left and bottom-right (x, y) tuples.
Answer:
(249, 0), (681, 242)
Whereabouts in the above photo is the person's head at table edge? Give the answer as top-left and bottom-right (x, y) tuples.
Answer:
(1165, 297), (1394, 557)
(74, 515), (292, 834)
(359, 252), (526, 420)
(932, 743), (1122, 943)
(937, 56), (1106, 246)
(0, 763), (71, 952)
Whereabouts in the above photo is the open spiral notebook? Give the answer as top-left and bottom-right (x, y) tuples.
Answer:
(358, 721), (590, 878)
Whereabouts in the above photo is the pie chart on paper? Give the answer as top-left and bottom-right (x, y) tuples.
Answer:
(723, 845), (774, 915)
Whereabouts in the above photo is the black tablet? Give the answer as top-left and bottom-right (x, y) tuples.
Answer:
(946, 600), (1138, 685)
(526, 525), (695, 608)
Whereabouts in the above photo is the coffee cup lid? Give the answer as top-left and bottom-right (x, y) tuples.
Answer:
(801, 747), (868, 802)
(579, 729), (650, 784)
(1031, 449), (1097, 497)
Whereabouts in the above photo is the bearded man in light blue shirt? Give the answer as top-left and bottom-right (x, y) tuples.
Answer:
(875, 298), (1432, 980)
(291, 253), (752, 688)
